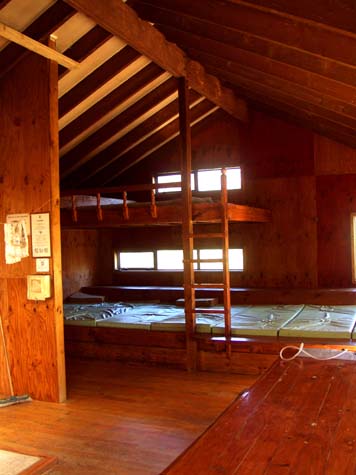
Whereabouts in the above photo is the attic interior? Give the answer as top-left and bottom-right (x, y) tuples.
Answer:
(1, 0), (356, 473)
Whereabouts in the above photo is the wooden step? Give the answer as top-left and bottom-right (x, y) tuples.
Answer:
(192, 283), (226, 289)
(190, 232), (225, 239)
(185, 258), (224, 263)
(193, 308), (225, 314)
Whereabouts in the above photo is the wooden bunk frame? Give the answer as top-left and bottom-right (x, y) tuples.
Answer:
(60, 177), (271, 369)
(60, 184), (271, 228)
(61, 79), (272, 370)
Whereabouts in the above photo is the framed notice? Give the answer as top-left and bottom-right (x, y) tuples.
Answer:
(31, 213), (51, 257)
(27, 274), (51, 301)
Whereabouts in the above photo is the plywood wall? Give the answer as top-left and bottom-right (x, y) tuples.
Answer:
(315, 135), (356, 287)
(112, 110), (318, 289)
(62, 229), (113, 299)
(70, 111), (356, 291)
(0, 52), (65, 402)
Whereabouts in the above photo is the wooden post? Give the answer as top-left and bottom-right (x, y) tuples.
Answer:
(71, 195), (78, 223)
(178, 77), (197, 371)
(96, 193), (103, 221)
(221, 168), (232, 358)
(122, 191), (129, 220)
(48, 36), (67, 402)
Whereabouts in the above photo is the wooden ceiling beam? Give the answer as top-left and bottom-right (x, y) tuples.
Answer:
(60, 77), (179, 178)
(63, 90), (201, 188)
(131, 1), (356, 88)
(63, 0), (248, 122)
(226, 0), (356, 36)
(0, 1), (76, 78)
(215, 72), (356, 148)
(131, 0), (356, 67)
(159, 25), (356, 106)
(208, 64), (356, 131)
(162, 27), (356, 124)
(95, 100), (218, 186)
(59, 45), (141, 117)
(58, 25), (112, 77)
(0, 22), (79, 69)
(60, 62), (164, 148)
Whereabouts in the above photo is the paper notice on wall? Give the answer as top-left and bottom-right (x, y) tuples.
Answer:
(4, 221), (29, 264)
(27, 274), (51, 301)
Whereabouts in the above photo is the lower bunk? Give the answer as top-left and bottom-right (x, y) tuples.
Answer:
(64, 297), (356, 375)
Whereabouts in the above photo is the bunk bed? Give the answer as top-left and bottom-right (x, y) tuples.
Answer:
(60, 171), (276, 372)
(61, 174), (356, 374)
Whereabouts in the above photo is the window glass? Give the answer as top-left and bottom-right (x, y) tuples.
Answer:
(117, 249), (243, 270)
(119, 252), (154, 269)
(157, 174), (181, 193)
(197, 170), (221, 191)
(157, 173), (195, 193)
(229, 248), (244, 270)
(157, 250), (184, 270)
(199, 249), (223, 269)
(226, 168), (242, 190)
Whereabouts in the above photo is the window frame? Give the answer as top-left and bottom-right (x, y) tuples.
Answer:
(155, 166), (242, 194)
(115, 248), (244, 272)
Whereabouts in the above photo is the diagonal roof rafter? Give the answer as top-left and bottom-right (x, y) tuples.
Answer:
(63, 0), (248, 122)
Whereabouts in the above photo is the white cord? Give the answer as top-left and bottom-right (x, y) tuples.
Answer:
(279, 342), (350, 361)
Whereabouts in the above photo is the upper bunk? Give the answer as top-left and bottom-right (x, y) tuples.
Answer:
(60, 179), (271, 229)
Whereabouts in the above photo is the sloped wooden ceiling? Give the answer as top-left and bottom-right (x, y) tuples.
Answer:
(0, 0), (356, 190)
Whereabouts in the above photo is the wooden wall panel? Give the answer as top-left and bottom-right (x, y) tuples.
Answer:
(233, 176), (318, 287)
(62, 229), (100, 299)
(239, 110), (315, 179)
(0, 52), (65, 401)
(316, 174), (356, 287)
(110, 111), (317, 289)
(315, 134), (356, 175)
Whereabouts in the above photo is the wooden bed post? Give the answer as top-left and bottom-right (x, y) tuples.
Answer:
(178, 77), (197, 371)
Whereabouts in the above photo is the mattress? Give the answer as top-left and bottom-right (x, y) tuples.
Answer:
(212, 305), (304, 337)
(150, 312), (225, 333)
(97, 304), (225, 332)
(60, 195), (214, 209)
(97, 303), (182, 330)
(279, 305), (356, 339)
(63, 302), (131, 326)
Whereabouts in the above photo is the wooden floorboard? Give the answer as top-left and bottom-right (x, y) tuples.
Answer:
(0, 358), (257, 474)
(163, 356), (356, 474)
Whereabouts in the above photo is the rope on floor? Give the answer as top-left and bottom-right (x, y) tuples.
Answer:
(279, 342), (350, 361)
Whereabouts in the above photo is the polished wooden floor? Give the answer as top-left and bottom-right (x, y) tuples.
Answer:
(163, 356), (356, 474)
(0, 358), (257, 474)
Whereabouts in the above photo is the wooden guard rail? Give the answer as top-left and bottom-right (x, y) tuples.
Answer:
(61, 181), (182, 223)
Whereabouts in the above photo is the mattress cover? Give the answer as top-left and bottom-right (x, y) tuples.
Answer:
(212, 305), (304, 337)
(63, 302), (131, 325)
(279, 305), (356, 339)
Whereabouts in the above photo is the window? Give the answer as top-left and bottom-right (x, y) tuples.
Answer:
(196, 249), (243, 271)
(117, 248), (243, 271)
(157, 173), (195, 193)
(157, 167), (241, 193)
(118, 251), (154, 270)
(157, 250), (184, 270)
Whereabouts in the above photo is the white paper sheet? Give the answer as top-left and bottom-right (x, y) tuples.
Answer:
(4, 221), (29, 264)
